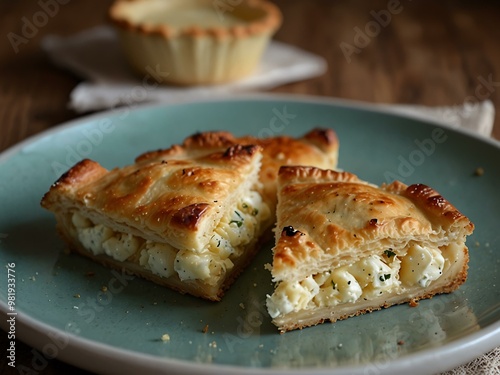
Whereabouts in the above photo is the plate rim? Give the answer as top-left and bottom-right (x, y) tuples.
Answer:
(0, 94), (498, 165)
(1, 300), (499, 375)
(1, 94), (499, 374)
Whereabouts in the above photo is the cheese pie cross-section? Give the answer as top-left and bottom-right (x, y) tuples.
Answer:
(266, 166), (475, 332)
(41, 144), (271, 301)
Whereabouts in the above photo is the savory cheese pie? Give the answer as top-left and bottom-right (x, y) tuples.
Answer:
(41, 128), (338, 301)
(42, 145), (271, 301)
(267, 166), (474, 332)
(137, 128), (339, 216)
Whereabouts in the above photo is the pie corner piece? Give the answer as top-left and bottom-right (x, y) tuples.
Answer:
(266, 166), (475, 333)
(40, 127), (340, 305)
(41, 144), (271, 302)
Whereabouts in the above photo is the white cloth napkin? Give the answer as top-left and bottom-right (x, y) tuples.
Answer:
(41, 26), (495, 138)
(41, 26), (328, 113)
(378, 101), (495, 138)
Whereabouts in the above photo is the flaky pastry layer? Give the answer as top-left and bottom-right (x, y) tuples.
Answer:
(267, 167), (474, 332)
(137, 128), (339, 215)
(42, 145), (270, 300)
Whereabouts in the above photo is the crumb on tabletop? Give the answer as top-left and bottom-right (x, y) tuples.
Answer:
(74, 293), (81, 298)
(101, 285), (108, 292)
(161, 333), (170, 342)
(202, 324), (209, 334)
(409, 299), (419, 307)
(397, 340), (405, 346)
(239, 303), (245, 309)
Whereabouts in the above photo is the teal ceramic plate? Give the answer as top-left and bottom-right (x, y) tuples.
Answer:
(0, 96), (499, 375)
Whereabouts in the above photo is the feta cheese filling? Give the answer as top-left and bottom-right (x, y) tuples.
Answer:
(267, 243), (446, 319)
(71, 191), (269, 286)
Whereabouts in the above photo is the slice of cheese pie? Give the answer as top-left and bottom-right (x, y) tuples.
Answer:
(41, 129), (338, 302)
(41, 145), (271, 301)
(266, 166), (474, 332)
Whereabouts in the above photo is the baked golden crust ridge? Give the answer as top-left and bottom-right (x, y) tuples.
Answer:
(41, 129), (339, 302)
(42, 144), (272, 301)
(273, 166), (474, 281)
(136, 128), (339, 214)
(267, 166), (474, 332)
(43, 144), (262, 252)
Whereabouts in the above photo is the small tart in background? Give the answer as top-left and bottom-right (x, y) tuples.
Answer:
(109, 0), (282, 85)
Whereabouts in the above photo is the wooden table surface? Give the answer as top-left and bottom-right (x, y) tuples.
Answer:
(0, 0), (498, 374)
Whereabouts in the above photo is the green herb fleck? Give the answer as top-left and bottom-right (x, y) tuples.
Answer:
(384, 249), (396, 258)
(242, 203), (248, 209)
(379, 274), (391, 282)
(230, 210), (244, 227)
(331, 280), (336, 290)
(252, 208), (259, 216)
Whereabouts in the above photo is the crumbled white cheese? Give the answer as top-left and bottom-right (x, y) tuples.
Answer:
(174, 250), (233, 282)
(346, 255), (399, 299)
(400, 244), (444, 287)
(72, 192), (267, 284)
(102, 233), (140, 261)
(268, 245), (446, 318)
(267, 276), (319, 318)
(77, 224), (113, 256)
(174, 250), (213, 281)
(266, 290), (295, 319)
(330, 269), (363, 304)
(139, 242), (177, 278)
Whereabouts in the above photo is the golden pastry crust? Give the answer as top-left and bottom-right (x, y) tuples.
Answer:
(42, 144), (270, 301)
(268, 166), (474, 332)
(236, 129), (339, 210)
(273, 166), (473, 281)
(41, 129), (338, 302)
(135, 131), (235, 164)
(137, 128), (339, 213)
(42, 145), (262, 252)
